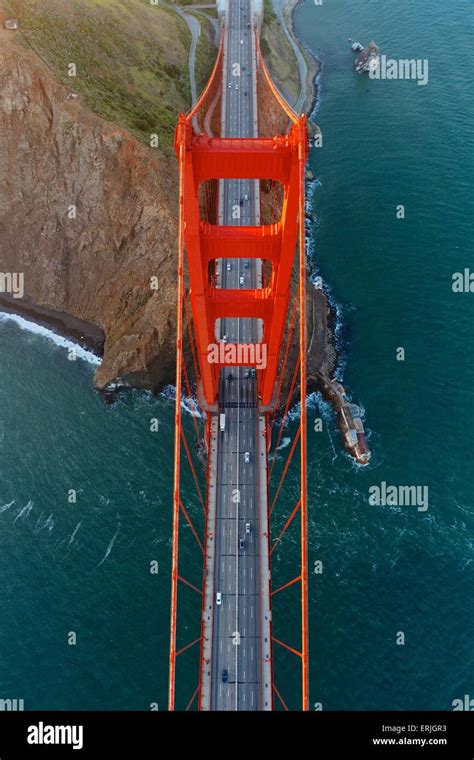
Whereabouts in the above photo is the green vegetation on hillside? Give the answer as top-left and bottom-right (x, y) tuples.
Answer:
(261, 0), (299, 104)
(5, 0), (215, 152)
(263, 0), (277, 24)
(200, 6), (218, 19)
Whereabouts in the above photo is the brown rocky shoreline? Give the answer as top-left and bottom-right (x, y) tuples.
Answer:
(283, 0), (371, 463)
(0, 294), (104, 355)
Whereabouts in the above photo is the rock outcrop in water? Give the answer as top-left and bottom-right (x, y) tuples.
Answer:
(354, 41), (380, 75)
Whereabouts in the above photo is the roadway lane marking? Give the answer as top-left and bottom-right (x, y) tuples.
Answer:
(211, 0), (265, 711)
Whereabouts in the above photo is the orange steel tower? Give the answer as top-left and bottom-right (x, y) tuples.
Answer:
(177, 121), (307, 410)
(169, 12), (309, 710)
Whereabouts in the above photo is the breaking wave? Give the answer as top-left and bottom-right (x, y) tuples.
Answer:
(0, 312), (101, 366)
(161, 384), (203, 418)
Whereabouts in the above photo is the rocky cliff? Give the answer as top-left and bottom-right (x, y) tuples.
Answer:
(0, 21), (181, 390)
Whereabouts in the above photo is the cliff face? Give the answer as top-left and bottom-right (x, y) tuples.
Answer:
(0, 26), (179, 389)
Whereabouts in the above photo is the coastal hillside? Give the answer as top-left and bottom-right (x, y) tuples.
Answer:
(0, 0), (215, 390)
(4, 0), (194, 151)
(260, 0), (300, 105)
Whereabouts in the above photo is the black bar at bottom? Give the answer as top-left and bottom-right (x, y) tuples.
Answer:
(0, 710), (472, 758)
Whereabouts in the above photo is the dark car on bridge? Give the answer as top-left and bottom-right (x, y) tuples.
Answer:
(222, 669), (228, 683)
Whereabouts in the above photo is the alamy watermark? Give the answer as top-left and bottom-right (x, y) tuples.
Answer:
(369, 481), (429, 512)
(452, 269), (474, 293)
(452, 694), (474, 711)
(0, 697), (24, 711)
(27, 722), (83, 750)
(0, 272), (24, 298)
(207, 342), (267, 369)
(370, 55), (429, 86)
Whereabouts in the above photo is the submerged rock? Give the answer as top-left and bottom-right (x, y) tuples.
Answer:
(307, 120), (322, 148)
(354, 41), (380, 74)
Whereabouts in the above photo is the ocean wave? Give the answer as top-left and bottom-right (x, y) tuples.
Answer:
(13, 500), (34, 524)
(68, 521), (82, 548)
(34, 512), (55, 533)
(283, 391), (320, 423)
(96, 526), (120, 568)
(0, 312), (101, 366)
(0, 499), (15, 514)
(161, 384), (204, 418)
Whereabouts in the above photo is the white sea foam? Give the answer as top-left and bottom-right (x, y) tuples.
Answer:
(68, 521), (82, 548)
(161, 384), (203, 418)
(96, 526), (120, 567)
(0, 312), (101, 366)
(13, 500), (33, 524)
(34, 512), (54, 533)
(0, 499), (15, 513)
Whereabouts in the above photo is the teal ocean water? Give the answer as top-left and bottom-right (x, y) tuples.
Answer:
(296, 0), (474, 709)
(0, 0), (473, 710)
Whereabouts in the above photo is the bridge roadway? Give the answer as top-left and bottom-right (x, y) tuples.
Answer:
(203, 0), (272, 711)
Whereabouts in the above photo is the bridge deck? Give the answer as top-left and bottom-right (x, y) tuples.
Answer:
(199, 0), (272, 711)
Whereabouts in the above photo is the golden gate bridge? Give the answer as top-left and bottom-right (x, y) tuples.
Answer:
(168, 0), (309, 711)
